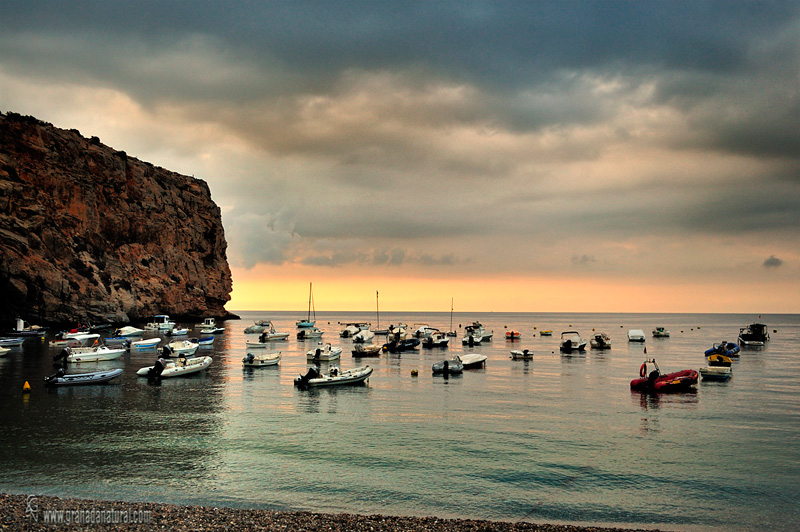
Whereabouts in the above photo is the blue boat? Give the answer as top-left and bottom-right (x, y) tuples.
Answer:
(705, 341), (741, 358)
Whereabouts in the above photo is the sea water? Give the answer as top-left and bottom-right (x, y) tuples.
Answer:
(1, 311), (798, 531)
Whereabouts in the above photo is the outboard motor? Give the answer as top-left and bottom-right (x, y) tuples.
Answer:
(244, 353), (255, 364)
(563, 339), (572, 350)
(53, 348), (71, 363)
(147, 358), (167, 381)
(44, 368), (66, 386)
(294, 366), (320, 387)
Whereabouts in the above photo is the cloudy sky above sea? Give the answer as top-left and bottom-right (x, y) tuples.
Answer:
(2, 1), (799, 313)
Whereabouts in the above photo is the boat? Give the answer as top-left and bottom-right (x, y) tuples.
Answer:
(306, 343), (342, 362)
(505, 330), (521, 340)
(297, 327), (324, 340)
(0, 337), (25, 347)
(590, 332), (612, 349)
(559, 331), (587, 352)
(246, 325), (290, 347)
(48, 332), (100, 348)
(382, 338), (419, 353)
(445, 297), (457, 337)
(200, 326), (225, 334)
(340, 322), (370, 338)
(167, 327), (189, 336)
(462, 326), (483, 346)
(387, 323), (408, 341)
(706, 354), (733, 367)
(460, 353), (487, 369)
(243, 320), (272, 334)
(164, 339), (200, 357)
(55, 345), (126, 363)
(144, 315), (176, 331)
(652, 327), (670, 338)
(540, 330), (553, 336)
(470, 321), (493, 341)
(103, 336), (132, 347)
(352, 329), (375, 343)
(700, 354), (733, 381)
(196, 336), (215, 347)
(44, 368), (123, 387)
(352, 344), (382, 357)
(294, 365), (373, 388)
(296, 282), (316, 328)
(5, 318), (48, 337)
(412, 323), (436, 338)
(630, 359), (698, 392)
(113, 326), (144, 337)
(242, 351), (281, 367)
(422, 331), (450, 348)
(130, 337), (161, 350)
(196, 317), (217, 329)
(0, 346), (8, 357)
(704, 341), (740, 358)
(627, 329), (646, 342)
(738, 322), (770, 347)
(510, 349), (534, 360)
(371, 291), (389, 335)
(432, 357), (463, 375)
(136, 356), (213, 379)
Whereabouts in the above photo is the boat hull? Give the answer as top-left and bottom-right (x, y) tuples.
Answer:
(243, 352), (281, 367)
(630, 369), (698, 392)
(45, 368), (123, 386)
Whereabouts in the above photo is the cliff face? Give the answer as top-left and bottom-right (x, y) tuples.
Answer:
(0, 112), (233, 324)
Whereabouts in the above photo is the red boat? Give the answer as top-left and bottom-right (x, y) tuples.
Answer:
(630, 359), (698, 392)
(505, 330), (521, 340)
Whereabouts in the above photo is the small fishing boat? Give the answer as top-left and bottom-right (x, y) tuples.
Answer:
(382, 338), (419, 353)
(540, 330), (553, 336)
(0, 346), (9, 357)
(44, 368), (123, 387)
(113, 326), (144, 337)
(505, 330), (521, 340)
(0, 337), (25, 347)
(352, 344), (382, 357)
(460, 353), (487, 369)
(296, 282), (316, 328)
(510, 349), (534, 360)
(652, 327), (670, 338)
(200, 326), (225, 334)
(103, 336), (132, 347)
(340, 322), (370, 338)
(462, 326), (483, 346)
(242, 351), (281, 367)
(294, 365), (373, 388)
(243, 320), (271, 334)
(164, 340), (200, 357)
(130, 337), (161, 350)
(196, 336), (215, 347)
(167, 327), (189, 336)
(627, 329), (646, 342)
(432, 357), (463, 375)
(590, 332), (612, 349)
(196, 317), (217, 329)
(5, 318), (48, 337)
(630, 359), (698, 392)
(306, 343), (342, 362)
(55, 345), (126, 363)
(422, 331), (450, 348)
(353, 329), (375, 344)
(704, 341), (740, 358)
(48, 333), (100, 348)
(738, 323), (770, 347)
(700, 353), (733, 380)
(246, 326), (290, 347)
(144, 315), (176, 331)
(560, 331), (587, 352)
(137, 356), (213, 379)
(297, 327), (324, 340)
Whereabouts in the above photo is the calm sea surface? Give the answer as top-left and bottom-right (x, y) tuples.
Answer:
(1, 311), (798, 531)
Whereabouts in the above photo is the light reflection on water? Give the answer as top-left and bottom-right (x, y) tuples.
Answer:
(0, 311), (798, 531)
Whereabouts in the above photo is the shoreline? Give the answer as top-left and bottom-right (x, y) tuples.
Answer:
(1, 493), (665, 531)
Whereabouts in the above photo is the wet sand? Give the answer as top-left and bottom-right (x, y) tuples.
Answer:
(1, 493), (665, 531)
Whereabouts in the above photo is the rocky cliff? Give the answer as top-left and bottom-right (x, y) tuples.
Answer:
(0, 112), (233, 325)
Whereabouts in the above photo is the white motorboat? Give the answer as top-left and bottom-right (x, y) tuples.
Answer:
(243, 351), (281, 367)
(352, 344), (382, 357)
(113, 326), (144, 337)
(297, 327), (324, 340)
(652, 327), (670, 338)
(167, 327), (189, 336)
(699, 366), (732, 381)
(5, 318), (48, 337)
(412, 323), (435, 338)
(422, 331), (450, 348)
(245, 327), (290, 347)
(460, 353), (487, 369)
(48, 333), (100, 348)
(387, 323), (408, 341)
(510, 349), (534, 360)
(243, 320), (271, 334)
(294, 365), (373, 387)
(57, 345), (126, 363)
(432, 357), (463, 375)
(44, 368), (123, 386)
(137, 356), (213, 378)
(470, 321), (493, 341)
(352, 329), (375, 343)
(196, 317), (217, 329)
(131, 337), (161, 350)
(201, 326), (225, 334)
(560, 331), (587, 352)
(462, 326), (483, 346)
(144, 315), (176, 331)
(164, 340), (200, 357)
(0, 337), (25, 347)
(627, 329), (646, 342)
(0, 346), (9, 357)
(196, 336), (215, 347)
(306, 343), (342, 362)
(339, 322), (370, 338)
(590, 332), (612, 349)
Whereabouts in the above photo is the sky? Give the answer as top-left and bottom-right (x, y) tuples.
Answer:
(1, 1), (799, 313)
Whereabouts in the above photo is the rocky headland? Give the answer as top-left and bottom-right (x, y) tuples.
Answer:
(0, 111), (233, 325)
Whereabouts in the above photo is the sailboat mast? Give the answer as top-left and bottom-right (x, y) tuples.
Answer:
(376, 290), (380, 328)
(450, 297), (454, 331)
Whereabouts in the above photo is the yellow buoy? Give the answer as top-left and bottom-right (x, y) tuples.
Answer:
(22, 381), (31, 392)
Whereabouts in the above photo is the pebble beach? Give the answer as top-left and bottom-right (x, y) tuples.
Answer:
(1, 494), (664, 532)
